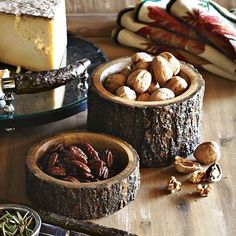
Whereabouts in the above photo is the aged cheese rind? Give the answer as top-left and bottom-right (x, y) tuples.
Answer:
(0, 0), (67, 71)
(0, 0), (61, 18)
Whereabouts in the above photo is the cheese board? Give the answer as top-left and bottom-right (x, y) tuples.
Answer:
(0, 33), (107, 129)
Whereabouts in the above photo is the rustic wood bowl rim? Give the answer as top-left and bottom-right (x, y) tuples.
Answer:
(91, 56), (205, 107)
(26, 131), (139, 188)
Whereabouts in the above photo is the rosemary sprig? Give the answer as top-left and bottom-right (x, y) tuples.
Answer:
(0, 210), (35, 236)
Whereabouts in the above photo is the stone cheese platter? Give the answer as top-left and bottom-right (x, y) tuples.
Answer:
(0, 33), (107, 129)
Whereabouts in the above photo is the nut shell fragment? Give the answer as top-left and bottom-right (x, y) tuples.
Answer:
(194, 141), (221, 164)
(174, 156), (202, 174)
(205, 162), (222, 182)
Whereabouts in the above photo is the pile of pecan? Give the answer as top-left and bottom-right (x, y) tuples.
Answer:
(39, 143), (121, 183)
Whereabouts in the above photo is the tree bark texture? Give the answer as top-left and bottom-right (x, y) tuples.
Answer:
(87, 69), (205, 167)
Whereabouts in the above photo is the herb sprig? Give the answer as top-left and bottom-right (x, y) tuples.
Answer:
(0, 210), (35, 236)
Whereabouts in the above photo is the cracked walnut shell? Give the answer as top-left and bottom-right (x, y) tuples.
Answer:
(127, 69), (152, 94)
(174, 156), (202, 174)
(150, 56), (174, 85)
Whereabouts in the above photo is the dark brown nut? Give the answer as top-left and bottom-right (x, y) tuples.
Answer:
(48, 152), (58, 169)
(49, 167), (66, 177)
(127, 69), (152, 94)
(137, 92), (150, 101)
(165, 76), (188, 96)
(116, 86), (137, 100)
(131, 52), (153, 63)
(147, 81), (160, 94)
(68, 146), (88, 164)
(71, 160), (91, 173)
(64, 176), (80, 183)
(197, 184), (212, 197)
(205, 163), (222, 182)
(167, 176), (182, 193)
(131, 60), (150, 71)
(159, 52), (180, 75)
(104, 73), (127, 93)
(149, 88), (175, 101)
(174, 156), (201, 174)
(150, 56), (173, 84)
(80, 172), (94, 180)
(193, 141), (221, 164)
(83, 143), (100, 161)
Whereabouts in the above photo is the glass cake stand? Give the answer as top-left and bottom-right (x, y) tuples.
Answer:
(0, 34), (107, 129)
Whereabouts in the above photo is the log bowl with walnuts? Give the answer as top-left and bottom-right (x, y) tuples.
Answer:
(25, 131), (140, 220)
(87, 52), (205, 167)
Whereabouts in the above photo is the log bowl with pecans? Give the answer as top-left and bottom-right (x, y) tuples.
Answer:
(87, 52), (205, 167)
(25, 131), (140, 220)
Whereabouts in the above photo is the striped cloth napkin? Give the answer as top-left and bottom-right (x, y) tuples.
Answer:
(112, 0), (236, 81)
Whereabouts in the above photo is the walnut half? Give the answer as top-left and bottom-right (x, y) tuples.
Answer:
(167, 176), (182, 193)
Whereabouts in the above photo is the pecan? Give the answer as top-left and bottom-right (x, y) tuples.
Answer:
(83, 143), (100, 160)
(47, 152), (58, 169)
(64, 176), (80, 183)
(100, 166), (109, 179)
(101, 150), (113, 168)
(71, 160), (91, 173)
(49, 167), (66, 177)
(68, 146), (88, 164)
(80, 172), (94, 180)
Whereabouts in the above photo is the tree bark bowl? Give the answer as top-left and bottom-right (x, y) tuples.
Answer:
(25, 131), (140, 220)
(87, 57), (205, 167)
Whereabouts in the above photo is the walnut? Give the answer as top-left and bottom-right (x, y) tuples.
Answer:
(174, 156), (201, 174)
(165, 76), (188, 96)
(104, 73), (127, 93)
(137, 92), (150, 101)
(127, 69), (152, 94)
(147, 81), (160, 94)
(167, 176), (182, 193)
(189, 171), (206, 183)
(116, 86), (137, 100)
(197, 184), (212, 197)
(131, 60), (150, 71)
(150, 56), (173, 85)
(120, 66), (132, 77)
(159, 52), (180, 75)
(205, 163), (222, 182)
(149, 88), (175, 101)
(193, 141), (221, 165)
(131, 52), (153, 63)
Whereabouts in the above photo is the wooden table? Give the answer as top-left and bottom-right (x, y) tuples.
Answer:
(1, 11), (236, 236)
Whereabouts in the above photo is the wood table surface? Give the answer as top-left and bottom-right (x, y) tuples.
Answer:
(1, 6), (236, 236)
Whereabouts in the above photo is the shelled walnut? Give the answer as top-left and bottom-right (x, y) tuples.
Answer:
(189, 171), (206, 183)
(197, 184), (212, 197)
(167, 176), (182, 193)
(103, 51), (190, 102)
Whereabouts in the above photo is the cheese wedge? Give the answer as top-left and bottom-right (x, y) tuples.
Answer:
(0, 0), (67, 71)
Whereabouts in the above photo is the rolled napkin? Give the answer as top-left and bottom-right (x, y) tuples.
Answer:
(166, 0), (236, 60)
(134, 0), (199, 39)
(118, 8), (236, 75)
(112, 28), (236, 81)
